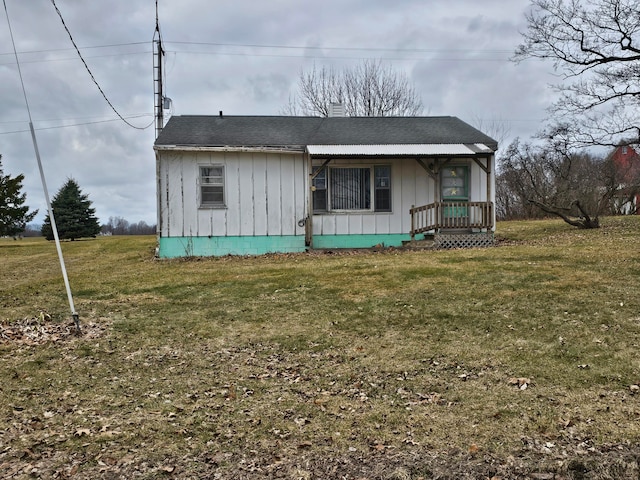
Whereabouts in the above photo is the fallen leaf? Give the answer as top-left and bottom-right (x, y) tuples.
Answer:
(559, 417), (574, 428)
(74, 428), (91, 437)
(469, 443), (479, 454)
(508, 377), (531, 389)
(160, 465), (175, 473)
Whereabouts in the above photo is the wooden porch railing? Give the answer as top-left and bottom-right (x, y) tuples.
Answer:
(410, 201), (494, 238)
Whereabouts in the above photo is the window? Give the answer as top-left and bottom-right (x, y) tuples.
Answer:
(313, 165), (391, 212)
(200, 166), (225, 207)
(374, 166), (391, 212)
(312, 167), (328, 211)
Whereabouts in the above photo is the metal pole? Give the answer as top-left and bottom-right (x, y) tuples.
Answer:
(154, 37), (163, 138)
(4, 0), (79, 331)
(29, 122), (80, 331)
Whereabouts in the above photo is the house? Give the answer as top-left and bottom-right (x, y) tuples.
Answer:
(153, 115), (498, 258)
(607, 144), (640, 215)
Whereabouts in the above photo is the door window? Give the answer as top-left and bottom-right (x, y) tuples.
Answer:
(442, 166), (468, 200)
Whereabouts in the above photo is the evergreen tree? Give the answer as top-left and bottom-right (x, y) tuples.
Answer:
(41, 178), (101, 241)
(0, 155), (38, 238)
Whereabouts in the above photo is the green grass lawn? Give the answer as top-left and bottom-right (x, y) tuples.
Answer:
(1, 217), (640, 479)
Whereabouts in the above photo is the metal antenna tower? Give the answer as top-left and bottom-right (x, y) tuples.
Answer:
(153, 1), (164, 138)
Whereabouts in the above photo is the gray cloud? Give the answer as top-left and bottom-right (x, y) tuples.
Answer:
(1, 0), (554, 226)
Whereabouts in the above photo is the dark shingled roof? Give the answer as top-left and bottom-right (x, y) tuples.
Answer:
(154, 115), (498, 150)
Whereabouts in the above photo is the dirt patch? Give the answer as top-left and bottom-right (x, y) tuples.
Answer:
(0, 312), (107, 345)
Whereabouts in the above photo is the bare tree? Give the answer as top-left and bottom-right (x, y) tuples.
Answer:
(469, 114), (512, 148)
(101, 216), (156, 235)
(283, 60), (423, 117)
(497, 139), (613, 228)
(514, 0), (640, 148)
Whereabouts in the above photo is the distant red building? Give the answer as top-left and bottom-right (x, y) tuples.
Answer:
(607, 145), (640, 214)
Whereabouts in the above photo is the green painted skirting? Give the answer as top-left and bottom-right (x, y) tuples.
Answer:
(158, 235), (306, 258)
(312, 233), (420, 249)
(159, 233), (427, 258)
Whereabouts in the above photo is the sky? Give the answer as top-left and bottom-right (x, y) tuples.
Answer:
(0, 0), (559, 226)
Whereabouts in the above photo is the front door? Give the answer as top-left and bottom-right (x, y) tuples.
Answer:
(441, 165), (469, 226)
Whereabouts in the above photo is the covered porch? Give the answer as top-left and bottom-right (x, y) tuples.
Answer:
(305, 142), (496, 250)
(409, 152), (495, 240)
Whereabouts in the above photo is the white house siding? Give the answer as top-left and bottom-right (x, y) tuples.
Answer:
(158, 150), (307, 238)
(467, 156), (495, 203)
(157, 152), (495, 247)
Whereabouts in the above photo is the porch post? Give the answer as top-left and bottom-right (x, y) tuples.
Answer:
(486, 156), (492, 205)
(305, 151), (313, 248)
(434, 160), (441, 203)
(434, 159), (443, 232)
(486, 155), (493, 230)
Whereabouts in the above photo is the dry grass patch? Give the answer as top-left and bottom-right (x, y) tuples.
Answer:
(1, 219), (640, 478)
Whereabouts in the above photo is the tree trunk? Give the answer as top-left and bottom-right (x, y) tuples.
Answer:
(529, 200), (600, 229)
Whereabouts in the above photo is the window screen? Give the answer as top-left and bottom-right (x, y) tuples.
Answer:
(331, 167), (371, 210)
(311, 165), (391, 212)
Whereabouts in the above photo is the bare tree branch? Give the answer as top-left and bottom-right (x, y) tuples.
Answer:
(515, 0), (640, 147)
(285, 60), (423, 117)
(495, 138), (632, 227)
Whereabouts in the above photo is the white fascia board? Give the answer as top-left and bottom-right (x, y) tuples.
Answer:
(153, 145), (305, 155)
(306, 144), (480, 156)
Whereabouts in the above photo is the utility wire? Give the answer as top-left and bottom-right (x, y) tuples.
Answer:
(0, 112), (152, 125)
(1, 41), (512, 64)
(168, 40), (513, 55)
(164, 49), (509, 62)
(1, 40), (513, 58)
(50, 0), (153, 130)
(0, 50), (151, 66)
(0, 41), (150, 56)
(0, 114), (154, 136)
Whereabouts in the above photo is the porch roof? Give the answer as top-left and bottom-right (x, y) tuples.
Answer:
(306, 143), (493, 157)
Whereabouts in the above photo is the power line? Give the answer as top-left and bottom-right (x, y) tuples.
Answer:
(0, 41), (149, 57)
(0, 114), (154, 136)
(0, 112), (152, 125)
(164, 49), (509, 62)
(0, 47), (507, 65)
(49, 0), (153, 130)
(0, 50), (151, 66)
(168, 40), (513, 55)
(0, 40), (512, 64)
(164, 40), (511, 62)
